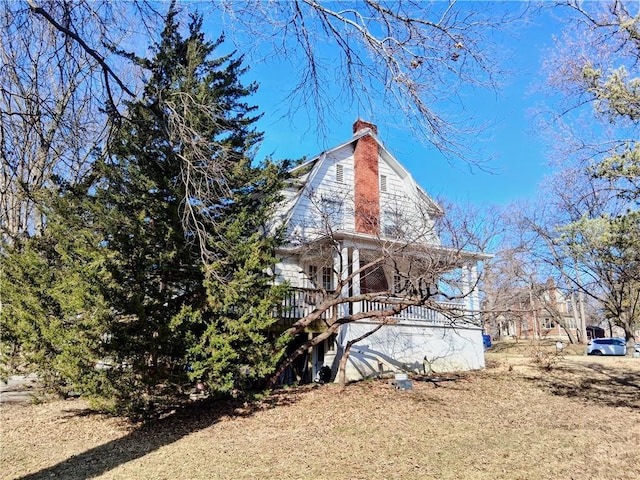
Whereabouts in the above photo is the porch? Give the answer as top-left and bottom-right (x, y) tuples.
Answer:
(276, 288), (471, 330)
(275, 235), (488, 333)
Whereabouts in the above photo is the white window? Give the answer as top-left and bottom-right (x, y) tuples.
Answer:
(383, 209), (403, 238)
(542, 318), (555, 329)
(319, 196), (344, 229)
(307, 265), (318, 288)
(336, 164), (344, 183)
(380, 174), (387, 192)
(393, 274), (405, 294)
(322, 267), (333, 290)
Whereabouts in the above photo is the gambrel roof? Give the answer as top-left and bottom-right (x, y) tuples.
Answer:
(272, 121), (494, 265)
(287, 125), (443, 216)
(278, 120), (444, 243)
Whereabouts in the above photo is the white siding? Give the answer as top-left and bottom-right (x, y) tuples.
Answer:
(378, 155), (439, 245)
(281, 138), (441, 248)
(274, 257), (305, 287)
(287, 147), (355, 242)
(274, 133), (485, 379)
(336, 321), (484, 381)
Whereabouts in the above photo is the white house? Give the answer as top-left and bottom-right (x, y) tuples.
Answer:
(273, 120), (491, 383)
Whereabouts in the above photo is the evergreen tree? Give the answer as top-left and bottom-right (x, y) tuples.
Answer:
(1, 7), (290, 416)
(0, 191), (117, 405)
(96, 9), (289, 413)
(187, 158), (291, 394)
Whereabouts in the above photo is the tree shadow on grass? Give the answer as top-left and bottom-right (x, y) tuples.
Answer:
(15, 386), (307, 480)
(524, 361), (640, 410)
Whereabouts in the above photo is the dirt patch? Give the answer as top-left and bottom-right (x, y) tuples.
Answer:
(1, 355), (639, 480)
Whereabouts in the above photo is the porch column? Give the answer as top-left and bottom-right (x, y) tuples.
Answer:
(470, 262), (479, 319)
(461, 264), (471, 311)
(351, 247), (361, 314)
(335, 243), (349, 318)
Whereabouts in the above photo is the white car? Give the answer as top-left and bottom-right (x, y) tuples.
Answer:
(586, 337), (633, 356)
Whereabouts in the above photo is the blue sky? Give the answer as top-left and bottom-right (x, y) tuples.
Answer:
(225, 5), (568, 206)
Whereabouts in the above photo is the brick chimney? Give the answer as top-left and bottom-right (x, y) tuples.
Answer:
(353, 119), (378, 135)
(352, 119), (380, 234)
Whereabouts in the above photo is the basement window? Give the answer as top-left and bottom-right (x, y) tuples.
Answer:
(336, 164), (344, 183)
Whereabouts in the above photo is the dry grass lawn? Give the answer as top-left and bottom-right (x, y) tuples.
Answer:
(2, 346), (639, 480)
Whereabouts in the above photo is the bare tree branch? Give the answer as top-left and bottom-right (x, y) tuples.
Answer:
(26, 0), (135, 112)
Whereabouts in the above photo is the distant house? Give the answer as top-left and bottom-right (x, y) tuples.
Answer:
(271, 120), (491, 383)
(586, 325), (605, 340)
(585, 322), (638, 341)
(485, 278), (581, 342)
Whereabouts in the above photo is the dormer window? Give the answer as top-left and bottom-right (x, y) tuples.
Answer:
(336, 164), (344, 183)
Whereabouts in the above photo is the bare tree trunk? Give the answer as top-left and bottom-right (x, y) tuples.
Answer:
(575, 269), (589, 344)
(569, 291), (581, 343)
(560, 325), (575, 345)
(529, 287), (538, 340)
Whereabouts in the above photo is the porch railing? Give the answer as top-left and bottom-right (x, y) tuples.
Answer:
(277, 288), (337, 325)
(276, 288), (468, 328)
